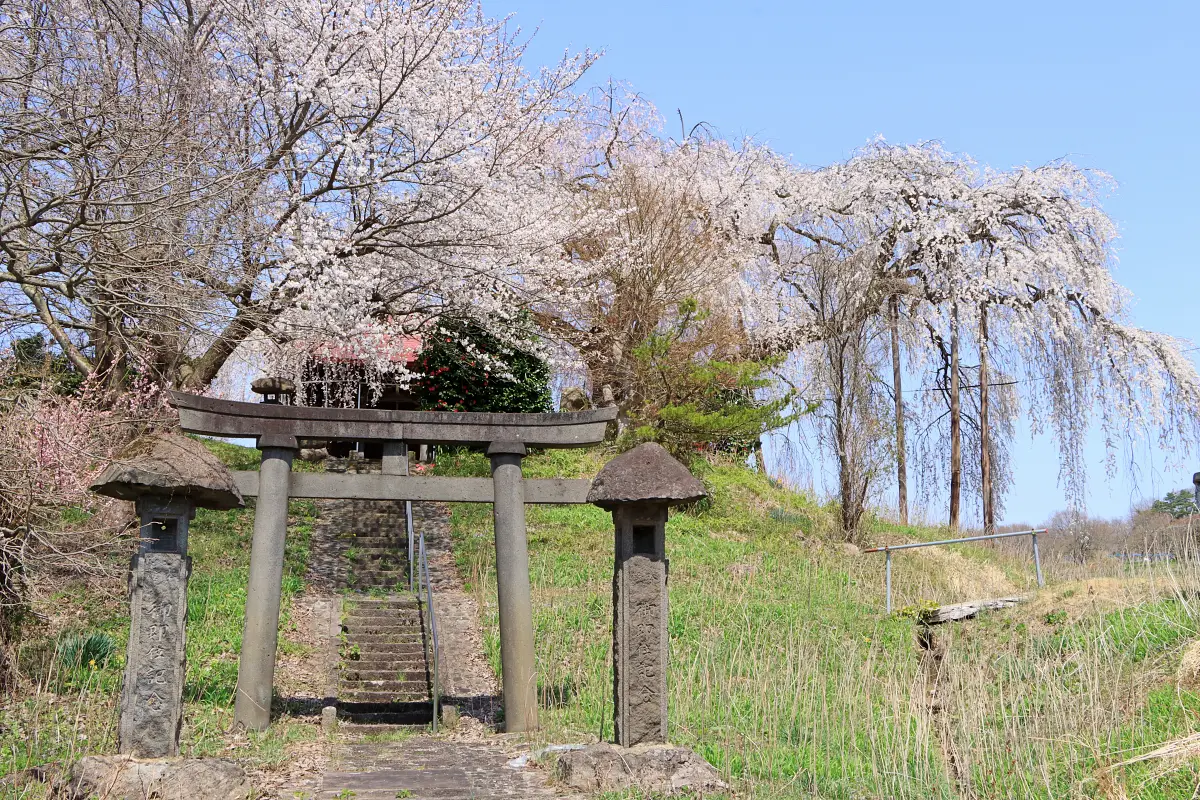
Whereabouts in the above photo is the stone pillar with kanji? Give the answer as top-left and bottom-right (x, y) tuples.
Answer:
(90, 433), (243, 757)
(587, 442), (706, 747)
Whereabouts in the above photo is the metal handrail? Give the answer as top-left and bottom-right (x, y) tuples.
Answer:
(406, 500), (415, 593)
(865, 528), (1047, 613)
(418, 531), (440, 732)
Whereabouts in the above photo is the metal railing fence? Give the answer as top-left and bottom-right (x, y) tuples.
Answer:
(864, 528), (1046, 613)
(418, 530), (440, 732)
(406, 500), (415, 592)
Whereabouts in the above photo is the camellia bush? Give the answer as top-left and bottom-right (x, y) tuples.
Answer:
(409, 317), (551, 414)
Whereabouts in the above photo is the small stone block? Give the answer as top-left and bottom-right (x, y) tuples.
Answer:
(321, 705), (338, 729)
(64, 755), (250, 800)
(555, 743), (728, 796)
(440, 704), (459, 729)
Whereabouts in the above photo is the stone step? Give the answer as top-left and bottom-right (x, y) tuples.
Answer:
(335, 708), (433, 726)
(344, 643), (426, 657)
(345, 569), (408, 578)
(344, 651), (427, 664)
(346, 643), (425, 653)
(345, 634), (424, 645)
(345, 633), (427, 645)
(340, 679), (429, 694)
(345, 576), (409, 587)
(343, 618), (422, 628)
(345, 604), (421, 614)
(344, 612), (421, 625)
(344, 642), (427, 654)
(344, 621), (422, 632)
(345, 600), (419, 611)
(344, 621), (422, 634)
(339, 689), (431, 704)
(345, 657), (427, 671)
(344, 649), (427, 662)
(313, 768), (555, 800)
(344, 641), (426, 653)
(335, 722), (430, 736)
(347, 555), (408, 565)
(342, 610), (420, 621)
(344, 626), (423, 638)
(341, 669), (428, 683)
(344, 598), (421, 610)
(345, 650), (425, 664)
(344, 620), (423, 630)
(347, 557), (408, 567)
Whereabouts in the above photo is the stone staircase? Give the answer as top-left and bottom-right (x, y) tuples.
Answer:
(340, 498), (412, 592)
(339, 595), (433, 725)
(312, 496), (437, 727)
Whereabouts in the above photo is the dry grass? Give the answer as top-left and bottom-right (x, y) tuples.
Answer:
(441, 449), (1200, 799)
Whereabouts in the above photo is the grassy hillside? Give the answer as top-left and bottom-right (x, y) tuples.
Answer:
(3, 439), (1198, 799)
(436, 447), (1200, 800)
(0, 440), (318, 793)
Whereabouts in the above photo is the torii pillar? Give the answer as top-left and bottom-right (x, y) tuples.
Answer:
(488, 441), (538, 732)
(236, 377), (298, 730)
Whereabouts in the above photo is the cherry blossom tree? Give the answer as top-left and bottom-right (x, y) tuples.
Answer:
(0, 0), (596, 390)
(765, 141), (1200, 531)
(530, 99), (789, 420)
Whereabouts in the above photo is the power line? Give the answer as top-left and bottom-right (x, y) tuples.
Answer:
(901, 345), (1200, 395)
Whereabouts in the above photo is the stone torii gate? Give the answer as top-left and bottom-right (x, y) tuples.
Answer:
(169, 390), (619, 733)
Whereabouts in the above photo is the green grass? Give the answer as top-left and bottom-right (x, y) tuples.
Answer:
(0, 438), (317, 785)
(440, 449), (949, 798)
(438, 447), (1200, 799)
(6, 437), (1200, 800)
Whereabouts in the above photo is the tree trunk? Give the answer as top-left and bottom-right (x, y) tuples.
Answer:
(979, 305), (994, 535)
(890, 296), (908, 525)
(754, 436), (768, 476)
(181, 309), (260, 390)
(949, 303), (961, 532)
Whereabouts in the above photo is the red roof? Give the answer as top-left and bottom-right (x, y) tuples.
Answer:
(300, 333), (423, 365)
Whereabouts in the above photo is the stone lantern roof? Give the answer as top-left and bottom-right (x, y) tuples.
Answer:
(250, 376), (297, 396)
(587, 442), (707, 509)
(90, 433), (244, 510)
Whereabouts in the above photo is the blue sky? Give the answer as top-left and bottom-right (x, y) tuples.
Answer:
(489, 0), (1200, 525)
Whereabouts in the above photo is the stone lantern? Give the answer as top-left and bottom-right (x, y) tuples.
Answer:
(250, 376), (296, 406)
(90, 433), (243, 758)
(587, 442), (706, 747)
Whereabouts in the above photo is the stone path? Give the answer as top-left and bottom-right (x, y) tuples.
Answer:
(284, 491), (573, 800)
(314, 737), (580, 800)
(418, 502), (501, 723)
